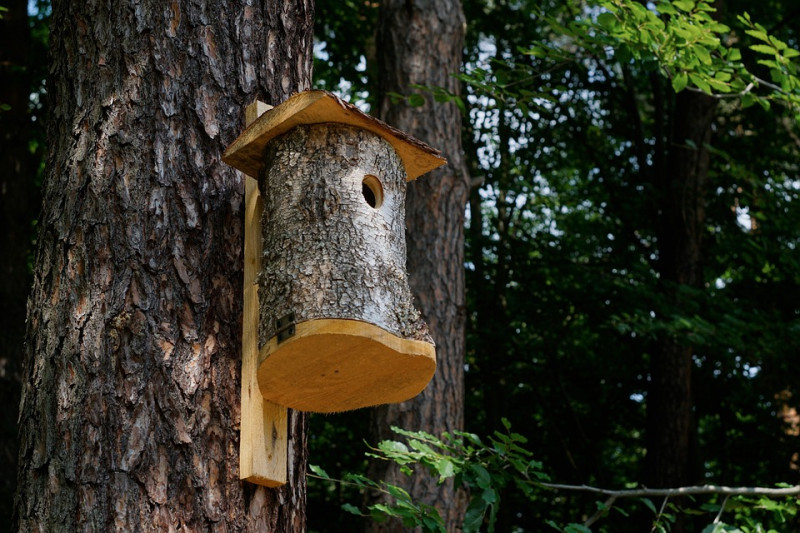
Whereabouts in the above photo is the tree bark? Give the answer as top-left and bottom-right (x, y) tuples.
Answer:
(0, 0), (38, 529)
(15, 1), (313, 530)
(646, 89), (718, 492)
(258, 124), (429, 345)
(369, 0), (470, 530)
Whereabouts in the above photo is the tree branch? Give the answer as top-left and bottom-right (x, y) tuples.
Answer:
(541, 482), (800, 498)
(584, 495), (616, 528)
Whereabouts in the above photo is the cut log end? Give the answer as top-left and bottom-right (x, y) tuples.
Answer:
(257, 319), (436, 413)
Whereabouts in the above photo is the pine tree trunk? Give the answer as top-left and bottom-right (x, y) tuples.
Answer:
(15, 1), (313, 530)
(369, 0), (470, 530)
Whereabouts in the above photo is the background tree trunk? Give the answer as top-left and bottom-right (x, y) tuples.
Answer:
(647, 90), (718, 488)
(15, 1), (313, 530)
(0, 0), (38, 529)
(368, 0), (470, 530)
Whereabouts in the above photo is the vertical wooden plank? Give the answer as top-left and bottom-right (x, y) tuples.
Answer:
(240, 100), (287, 486)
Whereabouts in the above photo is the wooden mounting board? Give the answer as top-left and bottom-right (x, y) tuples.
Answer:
(222, 90), (446, 181)
(239, 100), (287, 487)
(258, 319), (436, 413)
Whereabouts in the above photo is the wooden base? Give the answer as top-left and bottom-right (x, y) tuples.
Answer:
(239, 101), (287, 487)
(258, 319), (436, 413)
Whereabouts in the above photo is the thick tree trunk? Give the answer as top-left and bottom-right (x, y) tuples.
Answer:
(15, 1), (313, 530)
(646, 90), (718, 493)
(0, 0), (37, 528)
(369, 0), (470, 530)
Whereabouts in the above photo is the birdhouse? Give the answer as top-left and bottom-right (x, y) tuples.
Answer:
(224, 91), (444, 419)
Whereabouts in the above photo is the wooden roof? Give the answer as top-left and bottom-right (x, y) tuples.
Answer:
(223, 90), (446, 181)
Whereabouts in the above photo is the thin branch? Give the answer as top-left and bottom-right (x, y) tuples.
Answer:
(541, 482), (800, 498)
(307, 473), (391, 496)
(584, 495), (616, 528)
(713, 495), (730, 524)
(650, 496), (670, 533)
(683, 75), (793, 102)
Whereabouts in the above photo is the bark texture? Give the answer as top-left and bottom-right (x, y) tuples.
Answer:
(0, 0), (38, 528)
(646, 89), (718, 492)
(369, 0), (470, 530)
(16, 0), (313, 531)
(258, 123), (430, 345)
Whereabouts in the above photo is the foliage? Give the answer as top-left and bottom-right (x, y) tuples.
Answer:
(372, 421), (551, 532)
(457, 0), (800, 118)
(313, 0), (378, 108)
(310, 461), (446, 532)
(586, 1), (800, 111)
(310, 421), (551, 533)
(4, 0), (798, 530)
(309, 425), (800, 532)
(307, 0), (800, 529)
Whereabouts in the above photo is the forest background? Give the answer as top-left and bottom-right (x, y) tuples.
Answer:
(1, 0), (799, 531)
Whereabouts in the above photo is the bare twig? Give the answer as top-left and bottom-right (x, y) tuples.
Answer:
(541, 482), (800, 498)
(714, 495), (730, 524)
(650, 496), (670, 533)
(584, 495), (616, 528)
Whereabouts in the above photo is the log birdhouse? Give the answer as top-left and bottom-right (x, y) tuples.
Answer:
(224, 90), (445, 485)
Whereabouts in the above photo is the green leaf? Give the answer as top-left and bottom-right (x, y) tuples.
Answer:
(379, 440), (409, 454)
(372, 503), (402, 518)
(342, 503), (364, 516)
(495, 69), (509, 87)
(471, 464), (492, 489)
(308, 464), (330, 478)
(694, 45), (712, 65)
(750, 44), (777, 55)
(597, 11), (618, 30)
(673, 0), (695, 13)
(386, 484), (413, 502)
(616, 44), (633, 64)
(707, 77), (730, 92)
(700, 524), (730, 533)
(408, 93), (426, 107)
(434, 458), (456, 481)
(783, 48), (800, 59)
(673, 25), (694, 41)
(482, 488), (498, 504)
(642, 498), (658, 513)
(521, 45), (547, 57)
(689, 72), (712, 93)
(672, 71), (689, 93)
(564, 524), (593, 533)
(714, 70), (732, 82)
(710, 22), (730, 33)
(462, 498), (488, 533)
(614, 506), (630, 517)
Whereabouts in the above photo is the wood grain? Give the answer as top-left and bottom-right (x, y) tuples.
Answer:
(223, 90), (446, 181)
(240, 100), (288, 487)
(258, 319), (436, 412)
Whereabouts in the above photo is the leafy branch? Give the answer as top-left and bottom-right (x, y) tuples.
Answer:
(308, 423), (799, 532)
(458, 0), (800, 119)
